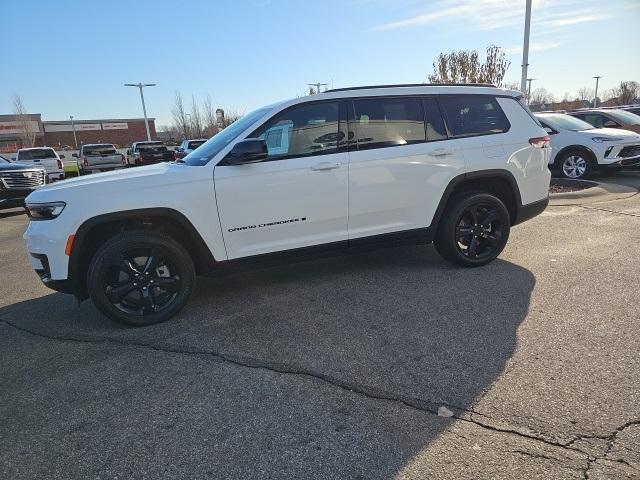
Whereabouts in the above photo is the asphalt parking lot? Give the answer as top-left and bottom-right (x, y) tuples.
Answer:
(1, 172), (640, 479)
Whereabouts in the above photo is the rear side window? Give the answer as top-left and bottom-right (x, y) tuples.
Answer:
(439, 95), (509, 138)
(353, 97), (425, 150)
(18, 149), (56, 160)
(83, 145), (117, 155)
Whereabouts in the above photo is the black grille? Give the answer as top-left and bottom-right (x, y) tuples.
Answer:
(0, 169), (46, 189)
(619, 145), (640, 158)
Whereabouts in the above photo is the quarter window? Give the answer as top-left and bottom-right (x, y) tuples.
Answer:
(252, 102), (339, 160)
(353, 97), (425, 150)
(439, 96), (509, 138)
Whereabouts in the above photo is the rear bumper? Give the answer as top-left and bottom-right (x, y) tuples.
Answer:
(82, 164), (127, 172)
(514, 197), (549, 225)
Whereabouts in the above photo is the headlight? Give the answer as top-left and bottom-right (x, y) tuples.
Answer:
(25, 202), (66, 220)
(592, 136), (624, 143)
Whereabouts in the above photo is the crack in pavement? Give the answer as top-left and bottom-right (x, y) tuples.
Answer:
(550, 203), (640, 218)
(2, 317), (638, 475)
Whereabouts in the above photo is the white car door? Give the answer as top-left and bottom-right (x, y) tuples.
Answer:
(347, 96), (465, 238)
(214, 101), (349, 259)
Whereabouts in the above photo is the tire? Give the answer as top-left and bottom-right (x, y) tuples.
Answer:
(434, 192), (511, 267)
(87, 230), (195, 326)
(556, 149), (595, 179)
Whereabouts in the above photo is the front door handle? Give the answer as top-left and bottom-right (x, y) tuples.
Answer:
(428, 148), (453, 157)
(311, 162), (341, 171)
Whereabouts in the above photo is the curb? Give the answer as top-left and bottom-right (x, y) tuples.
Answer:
(549, 181), (638, 206)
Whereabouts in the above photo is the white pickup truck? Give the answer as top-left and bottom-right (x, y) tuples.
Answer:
(15, 147), (65, 182)
(74, 144), (127, 173)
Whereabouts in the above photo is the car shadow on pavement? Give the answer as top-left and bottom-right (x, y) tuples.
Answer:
(0, 244), (535, 479)
(0, 208), (26, 219)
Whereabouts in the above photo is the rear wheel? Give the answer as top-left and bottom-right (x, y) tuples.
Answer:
(434, 193), (510, 267)
(87, 230), (195, 326)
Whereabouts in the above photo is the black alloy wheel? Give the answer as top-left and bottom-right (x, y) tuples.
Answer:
(87, 231), (195, 326)
(434, 192), (511, 267)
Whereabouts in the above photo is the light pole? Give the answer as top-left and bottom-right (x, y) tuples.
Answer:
(593, 76), (602, 108)
(520, 0), (532, 94)
(69, 115), (78, 149)
(308, 82), (328, 94)
(124, 83), (156, 141)
(526, 78), (535, 105)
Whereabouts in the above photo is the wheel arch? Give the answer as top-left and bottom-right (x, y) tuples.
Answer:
(551, 144), (598, 168)
(68, 208), (215, 298)
(430, 170), (523, 230)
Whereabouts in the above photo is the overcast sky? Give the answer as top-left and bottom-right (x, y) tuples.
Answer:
(2, 0), (639, 125)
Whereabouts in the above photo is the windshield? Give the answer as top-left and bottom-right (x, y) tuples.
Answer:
(183, 107), (273, 166)
(83, 145), (117, 155)
(17, 149), (57, 160)
(539, 114), (594, 132)
(607, 110), (640, 125)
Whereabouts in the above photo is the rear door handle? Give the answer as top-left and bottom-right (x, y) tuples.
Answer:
(311, 161), (341, 171)
(428, 148), (453, 157)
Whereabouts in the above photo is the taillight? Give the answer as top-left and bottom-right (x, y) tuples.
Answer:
(139, 154), (144, 163)
(172, 150), (177, 161)
(529, 136), (550, 149)
(82, 156), (88, 167)
(120, 153), (126, 165)
(57, 159), (63, 169)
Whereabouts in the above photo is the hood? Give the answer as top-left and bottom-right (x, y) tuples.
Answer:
(25, 162), (194, 205)
(580, 127), (640, 139)
(0, 161), (46, 171)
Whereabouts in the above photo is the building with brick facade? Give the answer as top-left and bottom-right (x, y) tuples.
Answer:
(0, 114), (156, 153)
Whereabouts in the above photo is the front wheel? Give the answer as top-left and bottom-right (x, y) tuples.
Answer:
(434, 193), (511, 267)
(87, 230), (195, 326)
(557, 150), (594, 179)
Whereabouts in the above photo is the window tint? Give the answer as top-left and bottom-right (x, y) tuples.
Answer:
(439, 96), (509, 138)
(423, 97), (447, 141)
(18, 149), (56, 160)
(82, 145), (117, 155)
(187, 140), (206, 150)
(353, 97), (425, 150)
(252, 102), (339, 160)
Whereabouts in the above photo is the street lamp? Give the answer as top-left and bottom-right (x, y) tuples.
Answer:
(526, 78), (536, 105)
(593, 76), (602, 108)
(124, 83), (156, 141)
(520, 0), (532, 94)
(69, 115), (78, 149)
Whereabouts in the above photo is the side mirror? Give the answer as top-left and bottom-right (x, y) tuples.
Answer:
(176, 147), (183, 152)
(72, 153), (78, 158)
(224, 139), (268, 165)
(543, 127), (554, 134)
(603, 120), (618, 128)
(126, 149), (131, 155)
(59, 154), (66, 159)
(11, 157), (16, 161)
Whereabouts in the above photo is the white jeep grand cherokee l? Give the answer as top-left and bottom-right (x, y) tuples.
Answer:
(24, 84), (551, 326)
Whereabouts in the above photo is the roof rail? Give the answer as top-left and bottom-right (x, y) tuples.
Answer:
(325, 83), (497, 93)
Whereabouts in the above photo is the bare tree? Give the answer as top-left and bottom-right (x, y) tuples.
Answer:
(190, 96), (203, 138)
(529, 88), (555, 107)
(427, 45), (510, 87)
(503, 80), (521, 92)
(308, 86), (317, 95)
(577, 86), (593, 102)
(202, 95), (218, 137)
(612, 81), (640, 105)
(12, 94), (36, 148)
(219, 109), (243, 128)
(171, 91), (190, 140)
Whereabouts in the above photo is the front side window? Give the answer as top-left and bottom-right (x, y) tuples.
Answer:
(252, 102), (339, 160)
(580, 114), (610, 128)
(439, 95), (509, 138)
(353, 97), (425, 150)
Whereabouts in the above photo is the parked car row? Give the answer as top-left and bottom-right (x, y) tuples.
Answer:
(534, 107), (640, 179)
